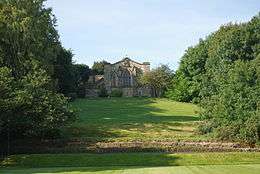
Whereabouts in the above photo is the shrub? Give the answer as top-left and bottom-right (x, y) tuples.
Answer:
(0, 66), (76, 139)
(98, 87), (108, 97)
(110, 89), (123, 97)
(197, 121), (215, 135)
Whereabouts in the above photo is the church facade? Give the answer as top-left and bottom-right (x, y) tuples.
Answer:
(86, 57), (152, 97)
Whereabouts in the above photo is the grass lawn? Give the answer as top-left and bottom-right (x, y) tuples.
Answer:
(67, 98), (203, 142)
(1, 165), (260, 174)
(1, 98), (259, 173)
(1, 152), (260, 173)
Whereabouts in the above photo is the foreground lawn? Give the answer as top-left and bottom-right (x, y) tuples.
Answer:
(1, 152), (260, 173)
(1, 164), (260, 174)
(68, 98), (202, 142)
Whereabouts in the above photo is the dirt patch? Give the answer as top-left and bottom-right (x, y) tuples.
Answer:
(2, 139), (259, 154)
(89, 141), (260, 153)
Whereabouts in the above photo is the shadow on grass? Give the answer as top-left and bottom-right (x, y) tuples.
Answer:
(0, 153), (181, 173)
(1, 98), (200, 154)
(67, 98), (199, 139)
(0, 167), (171, 174)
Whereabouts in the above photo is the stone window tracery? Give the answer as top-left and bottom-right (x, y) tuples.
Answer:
(119, 69), (131, 87)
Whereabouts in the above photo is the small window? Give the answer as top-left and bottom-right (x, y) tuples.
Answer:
(138, 90), (142, 96)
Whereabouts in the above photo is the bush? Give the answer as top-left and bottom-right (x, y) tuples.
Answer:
(197, 121), (215, 135)
(0, 66), (76, 139)
(110, 89), (123, 97)
(98, 87), (108, 97)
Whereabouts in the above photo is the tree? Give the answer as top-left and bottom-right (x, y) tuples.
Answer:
(72, 63), (91, 97)
(199, 58), (260, 145)
(198, 14), (260, 144)
(166, 70), (191, 102)
(0, 0), (60, 78)
(0, 0), (76, 139)
(169, 13), (260, 144)
(0, 63), (76, 138)
(53, 48), (75, 95)
(166, 39), (208, 103)
(139, 65), (173, 97)
(92, 60), (108, 75)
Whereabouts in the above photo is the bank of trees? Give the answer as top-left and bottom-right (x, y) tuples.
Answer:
(167, 14), (260, 144)
(0, 0), (89, 139)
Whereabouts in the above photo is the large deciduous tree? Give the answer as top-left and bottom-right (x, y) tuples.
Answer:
(166, 39), (208, 102)
(139, 65), (173, 97)
(0, 0), (76, 139)
(0, 0), (60, 78)
(168, 13), (260, 144)
(72, 64), (91, 98)
(92, 60), (108, 75)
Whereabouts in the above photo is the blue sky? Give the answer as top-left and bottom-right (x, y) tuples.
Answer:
(45, 0), (259, 69)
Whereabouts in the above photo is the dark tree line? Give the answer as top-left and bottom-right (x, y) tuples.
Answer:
(166, 14), (260, 145)
(53, 48), (91, 98)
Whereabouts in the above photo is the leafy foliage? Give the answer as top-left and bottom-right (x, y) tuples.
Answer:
(168, 13), (260, 144)
(0, 0), (77, 139)
(139, 65), (173, 97)
(71, 64), (91, 98)
(166, 40), (208, 102)
(53, 48), (75, 95)
(92, 60), (108, 75)
(0, 64), (76, 138)
(0, 0), (60, 78)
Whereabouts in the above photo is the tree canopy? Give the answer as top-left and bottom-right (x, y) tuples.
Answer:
(167, 13), (260, 144)
(139, 65), (173, 97)
(91, 60), (108, 75)
(0, 0), (77, 139)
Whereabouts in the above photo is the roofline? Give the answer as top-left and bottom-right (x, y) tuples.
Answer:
(109, 57), (150, 66)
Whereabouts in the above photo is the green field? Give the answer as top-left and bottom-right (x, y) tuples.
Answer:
(67, 98), (203, 142)
(2, 98), (259, 174)
(1, 152), (260, 173)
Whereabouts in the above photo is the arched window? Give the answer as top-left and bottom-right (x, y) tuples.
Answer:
(120, 69), (131, 87)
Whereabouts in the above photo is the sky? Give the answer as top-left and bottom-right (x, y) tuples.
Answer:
(45, 0), (260, 69)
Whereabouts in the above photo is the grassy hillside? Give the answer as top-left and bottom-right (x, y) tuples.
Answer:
(67, 98), (203, 142)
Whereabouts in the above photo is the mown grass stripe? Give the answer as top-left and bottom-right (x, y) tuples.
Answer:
(1, 152), (260, 168)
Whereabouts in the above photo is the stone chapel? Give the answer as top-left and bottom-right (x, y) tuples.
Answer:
(86, 57), (152, 97)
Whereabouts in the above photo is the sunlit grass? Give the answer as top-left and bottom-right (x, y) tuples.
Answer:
(66, 98), (205, 142)
(2, 152), (260, 168)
